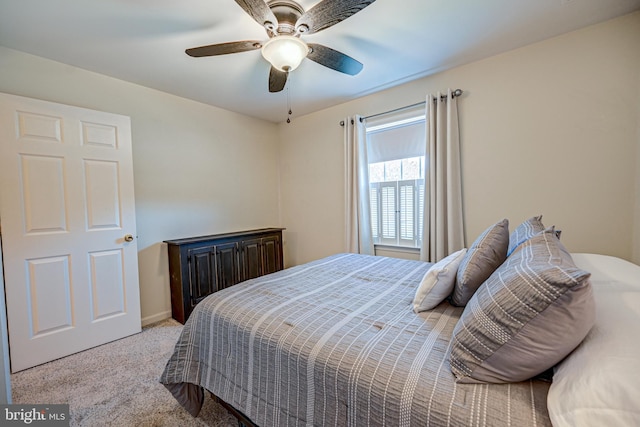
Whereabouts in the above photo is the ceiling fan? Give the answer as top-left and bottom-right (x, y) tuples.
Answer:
(186, 0), (377, 92)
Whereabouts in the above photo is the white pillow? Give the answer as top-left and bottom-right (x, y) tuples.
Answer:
(548, 254), (640, 427)
(413, 248), (467, 313)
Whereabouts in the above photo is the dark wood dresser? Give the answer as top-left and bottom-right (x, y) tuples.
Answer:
(164, 228), (284, 323)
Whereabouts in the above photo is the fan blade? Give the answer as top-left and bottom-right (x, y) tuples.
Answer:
(186, 40), (262, 57)
(296, 0), (377, 34)
(234, 0), (278, 31)
(307, 43), (363, 75)
(269, 67), (288, 92)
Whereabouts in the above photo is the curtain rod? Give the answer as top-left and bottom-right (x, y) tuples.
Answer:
(339, 89), (463, 126)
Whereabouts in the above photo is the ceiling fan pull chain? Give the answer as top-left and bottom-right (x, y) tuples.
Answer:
(287, 84), (292, 123)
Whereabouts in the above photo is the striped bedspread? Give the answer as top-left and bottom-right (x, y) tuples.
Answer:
(161, 253), (551, 426)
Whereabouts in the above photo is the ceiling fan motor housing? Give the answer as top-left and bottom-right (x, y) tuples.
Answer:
(267, 0), (305, 35)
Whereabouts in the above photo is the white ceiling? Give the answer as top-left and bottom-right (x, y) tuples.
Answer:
(1, 0), (639, 123)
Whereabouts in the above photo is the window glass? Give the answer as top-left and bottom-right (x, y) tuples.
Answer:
(385, 160), (402, 181)
(369, 163), (385, 183)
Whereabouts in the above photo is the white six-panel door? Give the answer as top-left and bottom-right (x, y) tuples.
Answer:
(0, 93), (141, 372)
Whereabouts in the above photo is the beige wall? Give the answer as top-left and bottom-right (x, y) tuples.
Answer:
(0, 47), (281, 325)
(278, 12), (640, 267)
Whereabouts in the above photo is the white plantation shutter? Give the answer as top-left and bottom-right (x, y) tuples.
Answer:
(380, 183), (397, 243)
(399, 180), (415, 244)
(418, 181), (425, 244)
(370, 179), (424, 247)
(370, 184), (379, 239)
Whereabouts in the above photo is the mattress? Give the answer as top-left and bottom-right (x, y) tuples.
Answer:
(161, 253), (551, 426)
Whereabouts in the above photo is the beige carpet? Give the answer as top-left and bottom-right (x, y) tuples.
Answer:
(11, 319), (237, 426)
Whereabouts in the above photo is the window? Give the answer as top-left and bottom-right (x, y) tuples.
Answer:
(366, 110), (426, 248)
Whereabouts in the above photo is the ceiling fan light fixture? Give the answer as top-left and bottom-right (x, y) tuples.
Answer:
(261, 35), (309, 72)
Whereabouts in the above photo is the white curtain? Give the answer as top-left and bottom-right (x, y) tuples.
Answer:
(344, 115), (374, 255)
(421, 90), (465, 262)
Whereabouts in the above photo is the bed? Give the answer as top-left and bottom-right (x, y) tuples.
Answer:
(160, 219), (640, 427)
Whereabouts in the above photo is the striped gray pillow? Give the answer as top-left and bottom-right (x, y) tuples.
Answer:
(449, 227), (595, 383)
(450, 218), (509, 306)
(507, 215), (545, 256)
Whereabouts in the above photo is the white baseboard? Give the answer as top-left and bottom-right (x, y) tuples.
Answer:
(141, 310), (172, 327)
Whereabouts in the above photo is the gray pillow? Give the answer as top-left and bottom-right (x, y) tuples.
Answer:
(450, 218), (509, 306)
(449, 227), (595, 384)
(507, 215), (545, 256)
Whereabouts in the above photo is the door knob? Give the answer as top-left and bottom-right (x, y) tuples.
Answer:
(124, 234), (134, 242)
